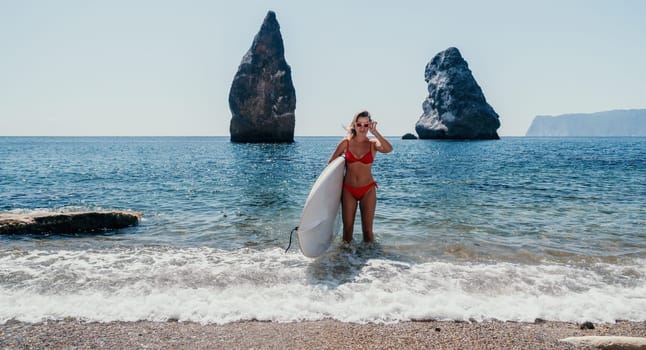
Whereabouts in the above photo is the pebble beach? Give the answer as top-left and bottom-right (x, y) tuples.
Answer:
(2, 319), (645, 349)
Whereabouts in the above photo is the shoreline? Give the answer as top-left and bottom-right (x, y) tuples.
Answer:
(1, 319), (644, 349)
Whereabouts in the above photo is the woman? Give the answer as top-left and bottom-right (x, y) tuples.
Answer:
(328, 110), (393, 243)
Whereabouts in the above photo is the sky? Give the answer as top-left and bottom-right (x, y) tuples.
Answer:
(1, 0), (645, 137)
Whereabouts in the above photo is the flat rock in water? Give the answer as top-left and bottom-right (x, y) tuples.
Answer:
(0, 211), (142, 235)
(559, 336), (646, 350)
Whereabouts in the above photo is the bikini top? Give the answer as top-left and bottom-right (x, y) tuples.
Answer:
(345, 148), (374, 164)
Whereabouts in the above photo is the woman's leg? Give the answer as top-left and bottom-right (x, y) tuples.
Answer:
(359, 186), (377, 242)
(341, 189), (358, 243)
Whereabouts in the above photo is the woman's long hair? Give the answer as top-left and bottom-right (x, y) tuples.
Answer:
(344, 110), (371, 139)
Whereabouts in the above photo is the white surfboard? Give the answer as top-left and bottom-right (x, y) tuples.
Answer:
(297, 156), (345, 257)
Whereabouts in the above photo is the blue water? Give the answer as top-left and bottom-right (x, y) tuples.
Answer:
(1, 136), (644, 324)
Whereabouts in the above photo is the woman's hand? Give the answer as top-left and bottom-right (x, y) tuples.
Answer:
(369, 121), (378, 135)
(368, 120), (393, 153)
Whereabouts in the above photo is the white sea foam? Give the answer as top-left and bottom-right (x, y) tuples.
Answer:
(0, 247), (644, 324)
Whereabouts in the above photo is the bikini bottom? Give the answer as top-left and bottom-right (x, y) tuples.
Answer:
(343, 181), (378, 201)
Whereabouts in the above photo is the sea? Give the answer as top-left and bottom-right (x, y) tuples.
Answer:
(0, 136), (644, 324)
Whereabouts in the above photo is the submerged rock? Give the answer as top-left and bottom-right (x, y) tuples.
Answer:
(415, 47), (500, 140)
(0, 211), (142, 235)
(229, 11), (296, 143)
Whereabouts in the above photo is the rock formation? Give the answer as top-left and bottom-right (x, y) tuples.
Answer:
(559, 336), (646, 349)
(526, 109), (646, 136)
(415, 47), (500, 139)
(402, 133), (418, 140)
(0, 211), (141, 235)
(229, 11), (296, 143)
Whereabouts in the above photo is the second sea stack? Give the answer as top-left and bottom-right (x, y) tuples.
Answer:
(415, 47), (500, 140)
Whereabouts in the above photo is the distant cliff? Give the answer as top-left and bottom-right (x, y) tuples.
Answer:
(526, 109), (646, 136)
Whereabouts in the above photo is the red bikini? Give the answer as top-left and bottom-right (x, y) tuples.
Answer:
(344, 148), (374, 164)
(344, 148), (377, 200)
(343, 181), (377, 200)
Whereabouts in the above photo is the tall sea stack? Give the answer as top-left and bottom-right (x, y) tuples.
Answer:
(229, 11), (296, 143)
(415, 47), (500, 140)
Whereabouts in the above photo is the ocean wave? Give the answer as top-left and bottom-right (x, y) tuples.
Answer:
(1, 247), (644, 324)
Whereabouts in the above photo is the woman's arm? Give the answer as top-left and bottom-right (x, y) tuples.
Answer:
(369, 122), (393, 153)
(328, 138), (348, 163)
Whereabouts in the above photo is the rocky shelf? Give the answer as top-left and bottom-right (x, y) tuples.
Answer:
(0, 210), (142, 235)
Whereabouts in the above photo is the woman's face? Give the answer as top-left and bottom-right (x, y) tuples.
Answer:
(355, 117), (371, 133)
